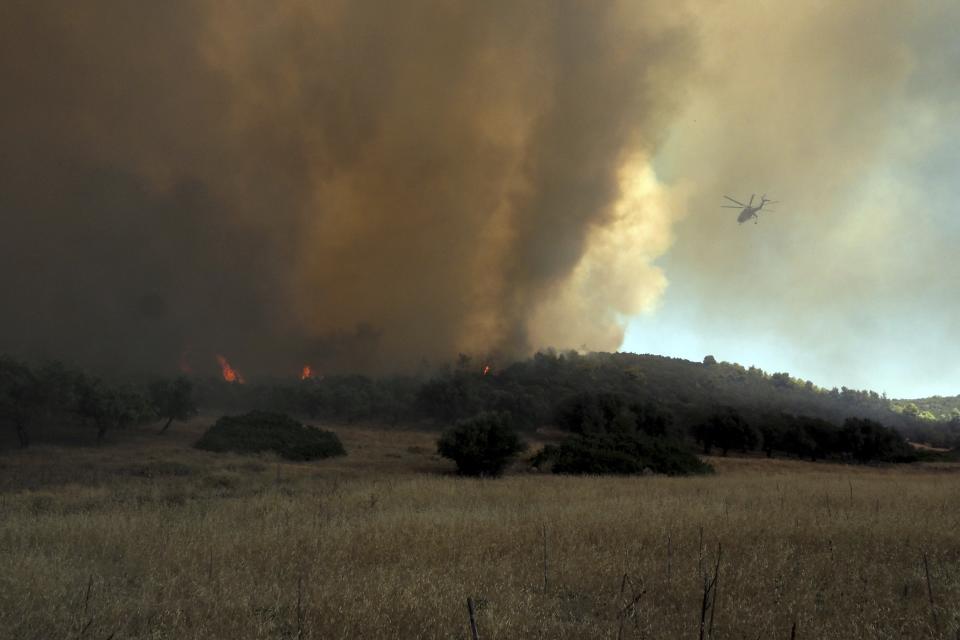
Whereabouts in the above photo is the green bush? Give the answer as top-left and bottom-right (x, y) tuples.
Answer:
(539, 433), (713, 476)
(437, 411), (527, 477)
(195, 411), (345, 461)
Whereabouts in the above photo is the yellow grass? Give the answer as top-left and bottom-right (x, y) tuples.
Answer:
(1, 419), (959, 639)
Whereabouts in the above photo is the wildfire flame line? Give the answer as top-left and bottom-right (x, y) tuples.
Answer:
(216, 354), (245, 384)
(301, 365), (313, 380)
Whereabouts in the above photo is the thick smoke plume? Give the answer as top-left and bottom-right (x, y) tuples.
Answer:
(5, 2), (949, 384)
(0, 1), (692, 376)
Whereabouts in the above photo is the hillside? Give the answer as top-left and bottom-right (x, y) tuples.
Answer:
(5, 350), (958, 451)
(893, 394), (960, 421)
(193, 351), (960, 449)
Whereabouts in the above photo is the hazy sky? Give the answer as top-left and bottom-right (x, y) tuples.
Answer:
(0, 1), (957, 395)
(622, 1), (960, 398)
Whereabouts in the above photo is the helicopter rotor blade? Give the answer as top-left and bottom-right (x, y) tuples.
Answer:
(720, 205), (743, 208)
(749, 194), (755, 206)
(723, 195), (746, 206)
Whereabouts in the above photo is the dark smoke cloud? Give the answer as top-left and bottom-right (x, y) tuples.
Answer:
(0, 1), (694, 376)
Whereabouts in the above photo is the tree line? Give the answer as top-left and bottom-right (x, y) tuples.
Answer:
(3, 350), (957, 455)
(434, 390), (918, 479)
(0, 357), (196, 447)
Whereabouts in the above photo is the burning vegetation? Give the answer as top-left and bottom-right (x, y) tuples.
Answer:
(215, 355), (244, 384)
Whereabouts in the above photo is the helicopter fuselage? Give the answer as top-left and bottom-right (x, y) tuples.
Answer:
(723, 193), (776, 225)
(737, 207), (760, 224)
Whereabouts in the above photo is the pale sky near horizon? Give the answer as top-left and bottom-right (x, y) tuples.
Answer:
(622, 8), (960, 399)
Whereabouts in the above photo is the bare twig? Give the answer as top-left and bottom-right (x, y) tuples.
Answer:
(667, 534), (673, 585)
(618, 574), (631, 640)
(922, 551), (939, 632)
(296, 574), (304, 640)
(699, 574), (710, 640)
(698, 544), (723, 640)
(616, 573), (645, 640)
(76, 575), (94, 639)
(207, 547), (214, 582)
(77, 619), (94, 639)
(697, 526), (704, 580)
(542, 524), (549, 594)
(467, 597), (480, 640)
(708, 544), (722, 637)
(83, 575), (93, 618)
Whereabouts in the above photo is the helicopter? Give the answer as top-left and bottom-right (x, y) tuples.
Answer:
(722, 193), (778, 224)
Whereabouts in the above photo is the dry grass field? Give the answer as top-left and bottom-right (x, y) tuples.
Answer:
(2, 419), (959, 639)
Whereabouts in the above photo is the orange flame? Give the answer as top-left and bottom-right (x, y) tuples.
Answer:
(216, 355), (245, 384)
(301, 365), (313, 380)
(482, 365), (491, 376)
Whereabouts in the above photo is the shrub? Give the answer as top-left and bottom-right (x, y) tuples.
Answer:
(436, 411), (526, 477)
(540, 434), (713, 476)
(195, 411), (346, 461)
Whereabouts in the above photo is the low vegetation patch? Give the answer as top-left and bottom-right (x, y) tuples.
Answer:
(195, 411), (346, 461)
(536, 434), (713, 476)
(119, 460), (195, 478)
(541, 392), (712, 475)
(437, 411), (527, 477)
